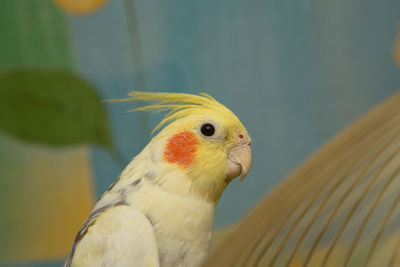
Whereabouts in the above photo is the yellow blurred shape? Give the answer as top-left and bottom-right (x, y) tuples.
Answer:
(0, 133), (95, 263)
(394, 22), (400, 67)
(52, 0), (108, 15)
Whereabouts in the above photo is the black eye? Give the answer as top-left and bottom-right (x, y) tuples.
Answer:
(201, 123), (215, 137)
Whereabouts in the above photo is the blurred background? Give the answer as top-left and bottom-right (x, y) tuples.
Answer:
(0, 0), (399, 266)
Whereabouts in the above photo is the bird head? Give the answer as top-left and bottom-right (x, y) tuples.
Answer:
(114, 92), (252, 202)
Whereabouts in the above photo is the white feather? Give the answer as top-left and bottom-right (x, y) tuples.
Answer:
(70, 205), (159, 267)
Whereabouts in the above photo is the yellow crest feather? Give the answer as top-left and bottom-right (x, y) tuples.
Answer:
(106, 92), (236, 133)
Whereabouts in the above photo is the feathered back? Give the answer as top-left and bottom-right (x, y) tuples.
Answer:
(108, 92), (237, 132)
(205, 91), (400, 267)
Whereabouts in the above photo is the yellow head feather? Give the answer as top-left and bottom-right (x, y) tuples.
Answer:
(107, 91), (238, 133)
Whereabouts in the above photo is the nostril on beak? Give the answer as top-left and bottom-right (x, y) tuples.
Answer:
(238, 133), (251, 146)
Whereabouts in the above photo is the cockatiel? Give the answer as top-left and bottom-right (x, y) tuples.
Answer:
(65, 92), (252, 267)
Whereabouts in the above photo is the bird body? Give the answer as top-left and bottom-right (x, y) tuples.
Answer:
(65, 92), (252, 267)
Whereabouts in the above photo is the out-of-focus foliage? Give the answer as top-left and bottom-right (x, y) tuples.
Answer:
(0, 69), (113, 149)
(0, 68), (108, 264)
(0, 0), (73, 70)
(52, 0), (108, 15)
(0, 1), (99, 266)
(207, 91), (400, 266)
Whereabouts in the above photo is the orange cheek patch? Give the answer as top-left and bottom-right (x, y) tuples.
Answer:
(164, 131), (198, 168)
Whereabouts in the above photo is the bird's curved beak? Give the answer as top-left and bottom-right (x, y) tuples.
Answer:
(227, 136), (252, 181)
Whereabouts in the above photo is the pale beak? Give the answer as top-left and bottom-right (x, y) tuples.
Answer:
(227, 137), (252, 181)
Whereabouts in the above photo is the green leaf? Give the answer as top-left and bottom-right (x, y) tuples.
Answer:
(0, 68), (113, 149)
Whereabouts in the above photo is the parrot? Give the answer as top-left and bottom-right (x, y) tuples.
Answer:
(64, 92), (252, 267)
